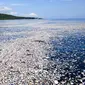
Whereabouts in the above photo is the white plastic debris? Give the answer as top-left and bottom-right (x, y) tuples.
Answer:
(54, 80), (58, 84)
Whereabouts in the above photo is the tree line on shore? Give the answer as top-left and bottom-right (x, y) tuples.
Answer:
(0, 13), (42, 20)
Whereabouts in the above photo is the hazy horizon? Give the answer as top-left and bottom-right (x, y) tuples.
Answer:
(0, 0), (85, 19)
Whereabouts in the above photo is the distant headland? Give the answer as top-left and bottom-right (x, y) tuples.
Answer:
(0, 13), (42, 20)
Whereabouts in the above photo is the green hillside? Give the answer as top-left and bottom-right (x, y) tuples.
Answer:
(0, 13), (41, 20)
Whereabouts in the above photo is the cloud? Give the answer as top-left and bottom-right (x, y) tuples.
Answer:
(23, 13), (38, 17)
(11, 4), (25, 6)
(28, 13), (38, 17)
(9, 12), (17, 15)
(0, 6), (12, 11)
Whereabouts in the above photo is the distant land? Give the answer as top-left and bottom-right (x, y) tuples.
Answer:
(0, 13), (42, 20)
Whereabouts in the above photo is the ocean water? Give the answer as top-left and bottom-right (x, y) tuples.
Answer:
(0, 19), (85, 83)
(0, 19), (85, 42)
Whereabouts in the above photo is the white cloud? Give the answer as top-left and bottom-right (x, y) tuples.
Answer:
(0, 6), (12, 11)
(28, 13), (38, 17)
(11, 4), (25, 6)
(9, 12), (17, 15)
(23, 13), (38, 17)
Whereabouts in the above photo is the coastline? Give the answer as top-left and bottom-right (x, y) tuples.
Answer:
(0, 13), (42, 20)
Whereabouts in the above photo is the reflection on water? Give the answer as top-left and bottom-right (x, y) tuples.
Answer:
(0, 20), (85, 68)
(0, 20), (40, 42)
(0, 19), (85, 42)
(47, 29), (85, 83)
(0, 19), (85, 84)
(0, 34), (28, 42)
(50, 32), (85, 69)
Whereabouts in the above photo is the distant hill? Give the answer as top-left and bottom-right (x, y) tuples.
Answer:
(0, 13), (42, 20)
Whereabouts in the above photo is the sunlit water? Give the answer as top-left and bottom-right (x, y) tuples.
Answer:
(0, 20), (40, 42)
(0, 19), (85, 42)
(0, 19), (85, 83)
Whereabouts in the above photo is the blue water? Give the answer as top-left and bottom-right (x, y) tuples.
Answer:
(0, 19), (85, 82)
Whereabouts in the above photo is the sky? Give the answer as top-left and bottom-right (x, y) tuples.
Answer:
(0, 0), (85, 19)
